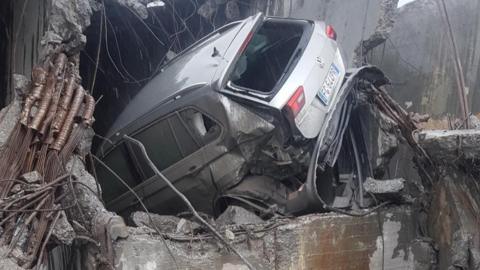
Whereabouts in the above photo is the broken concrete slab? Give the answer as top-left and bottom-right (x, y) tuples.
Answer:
(114, 206), (427, 270)
(364, 177), (405, 194)
(415, 129), (480, 161)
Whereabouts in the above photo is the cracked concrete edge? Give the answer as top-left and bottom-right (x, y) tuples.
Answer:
(353, 0), (399, 66)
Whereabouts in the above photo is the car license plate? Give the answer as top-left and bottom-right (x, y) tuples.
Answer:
(318, 64), (340, 105)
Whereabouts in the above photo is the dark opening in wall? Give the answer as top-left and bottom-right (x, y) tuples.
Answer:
(0, 1), (12, 108)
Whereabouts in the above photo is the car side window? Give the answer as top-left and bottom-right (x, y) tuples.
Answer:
(96, 142), (141, 202)
(132, 108), (221, 180)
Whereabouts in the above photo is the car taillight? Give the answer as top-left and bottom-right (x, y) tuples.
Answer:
(239, 31), (254, 53)
(286, 86), (306, 117)
(326, 25), (337, 40)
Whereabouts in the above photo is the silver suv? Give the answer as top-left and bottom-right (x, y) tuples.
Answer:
(96, 13), (386, 217)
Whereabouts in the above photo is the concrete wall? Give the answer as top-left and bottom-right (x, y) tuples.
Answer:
(369, 0), (480, 118)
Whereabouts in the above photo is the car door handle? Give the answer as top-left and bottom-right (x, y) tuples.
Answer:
(188, 165), (197, 172)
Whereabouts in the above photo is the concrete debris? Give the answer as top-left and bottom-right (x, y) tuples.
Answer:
(44, 0), (92, 53)
(363, 177), (405, 194)
(131, 211), (200, 234)
(20, 171), (42, 184)
(52, 211), (76, 245)
(198, 0), (217, 19)
(115, 0), (149, 19)
(225, 1), (240, 20)
(415, 129), (480, 161)
(176, 218), (200, 234)
(215, 206), (264, 227)
(353, 0), (399, 66)
(77, 127), (95, 157)
(410, 239), (438, 270)
(364, 177), (414, 204)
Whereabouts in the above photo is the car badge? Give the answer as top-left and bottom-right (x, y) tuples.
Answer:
(316, 56), (325, 68)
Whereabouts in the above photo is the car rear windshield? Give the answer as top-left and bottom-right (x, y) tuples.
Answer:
(229, 19), (311, 94)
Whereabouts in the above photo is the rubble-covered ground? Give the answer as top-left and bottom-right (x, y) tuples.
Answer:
(0, 0), (479, 269)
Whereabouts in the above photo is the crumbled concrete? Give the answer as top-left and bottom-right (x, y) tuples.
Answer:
(353, 0), (398, 66)
(20, 171), (42, 184)
(364, 177), (405, 194)
(52, 211), (76, 245)
(0, 247), (24, 270)
(215, 206), (264, 227)
(115, 0), (149, 19)
(131, 212), (200, 234)
(44, 0), (92, 54)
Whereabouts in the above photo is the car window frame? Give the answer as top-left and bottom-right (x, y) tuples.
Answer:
(128, 105), (224, 177)
(101, 105), (225, 211)
(225, 18), (314, 100)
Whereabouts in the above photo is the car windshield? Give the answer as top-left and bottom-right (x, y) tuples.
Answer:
(229, 19), (306, 93)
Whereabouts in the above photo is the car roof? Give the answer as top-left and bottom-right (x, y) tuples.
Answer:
(106, 21), (245, 138)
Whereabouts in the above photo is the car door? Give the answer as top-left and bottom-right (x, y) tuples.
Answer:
(103, 105), (225, 216)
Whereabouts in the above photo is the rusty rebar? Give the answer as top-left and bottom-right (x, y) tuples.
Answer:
(82, 94), (95, 126)
(0, 51), (97, 269)
(51, 63), (76, 135)
(29, 54), (67, 131)
(20, 67), (47, 126)
(51, 86), (85, 151)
